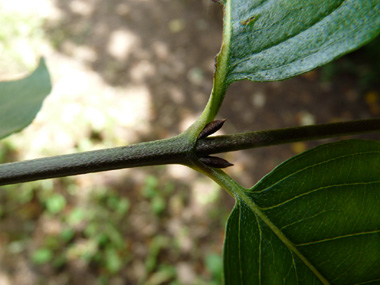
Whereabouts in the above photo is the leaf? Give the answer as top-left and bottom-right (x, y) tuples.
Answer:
(224, 0), (380, 82)
(32, 248), (53, 264)
(224, 140), (380, 284)
(45, 194), (66, 214)
(104, 248), (123, 274)
(0, 58), (52, 139)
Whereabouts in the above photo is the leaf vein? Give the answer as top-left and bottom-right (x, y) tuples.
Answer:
(296, 229), (380, 247)
(353, 278), (380, 285)
(252, 150), (380, 194)
(280, 209), (335, 230)
(261, 180), (380, 210)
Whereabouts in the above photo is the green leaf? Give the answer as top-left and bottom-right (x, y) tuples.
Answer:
(45, 194), (66, 214)
(0, 58), (52, 139)
(104, 248), (123, 274)
(224, 140), (380, 284)
(205, 253), (223, 282)
(224, 0), (380, 82)
(32, 248), (53, 264)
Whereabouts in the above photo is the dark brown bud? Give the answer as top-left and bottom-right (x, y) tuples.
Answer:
(199, 156), (233, 168)
(198, 119), (226, 139)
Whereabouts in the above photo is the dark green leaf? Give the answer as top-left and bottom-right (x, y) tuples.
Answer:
(224, 140), (380, 284)
(0, 58), (52, 139)
(226, 0), (380, 82)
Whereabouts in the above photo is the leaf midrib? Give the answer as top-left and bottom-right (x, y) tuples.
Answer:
(235, 187), (330, 284)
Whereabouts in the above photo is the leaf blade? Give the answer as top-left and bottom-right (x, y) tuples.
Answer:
(223, 140), (380, 284)
(226, 0), (380, 82)
(224, 201), (324, 284)
(0, 58), (52, 139)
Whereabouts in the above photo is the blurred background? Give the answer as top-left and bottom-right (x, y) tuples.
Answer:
(0, 0), (379, 284)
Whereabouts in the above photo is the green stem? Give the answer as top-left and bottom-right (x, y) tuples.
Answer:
(196, 118), (380, 155)
(206, 0), (232, 121)
(188, 0), (232, 136)
(1, 118), (380, 186)
(0, 134), (194, 186)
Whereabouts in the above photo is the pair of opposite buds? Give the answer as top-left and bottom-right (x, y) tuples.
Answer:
(197, 119), (234, 169)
